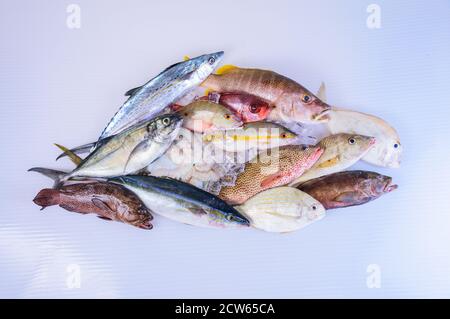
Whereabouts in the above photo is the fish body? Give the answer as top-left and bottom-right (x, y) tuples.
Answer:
(201, 67), (330, 124)
(219, 145), (324, 205)
(236, 187), (325, 233)
(289, 133), (376, 186)
(327, 108), (402, 168)
(32, 182), (153, 229)
(99, 51), (224, 140)
(175, 100), (243, 132)
(298, 170), (398, 209)
(206, 92), (272, 123)
(109, 175), (250, 227)
(204, 122), (297, 153)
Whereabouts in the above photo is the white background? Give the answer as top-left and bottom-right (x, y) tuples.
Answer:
(0, 0), (449, 297)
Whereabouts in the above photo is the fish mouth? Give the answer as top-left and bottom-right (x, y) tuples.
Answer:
(369, 137), (377, 146)
(384, 183), (398, 193)
(312, 108), (331, 122)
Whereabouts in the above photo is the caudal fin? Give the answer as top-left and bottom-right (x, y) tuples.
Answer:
(33, 188), (61, 210)
(28, 167), (68, 188)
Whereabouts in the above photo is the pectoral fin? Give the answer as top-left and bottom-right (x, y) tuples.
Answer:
(97, 216), (112, 221)
(92, 198), (115, 212)
(317, 156), (340, 168)
(333, 192), (360, 203)
(124, 139), (153, 173)
(260, 172), (283, 188)
(187, 207), (207, 215)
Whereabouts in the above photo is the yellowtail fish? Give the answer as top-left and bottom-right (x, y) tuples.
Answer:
(289, 133), (376, 187)
(203, 122), (297, 153)
(236, 187), (325, 233)
(201, 66), (331, 124)
(219, 145), (324, 205)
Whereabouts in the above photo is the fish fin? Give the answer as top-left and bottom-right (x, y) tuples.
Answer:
(333, 192), (362, 203)
(187, 207), (207, 215)
(260, 172), (283, 188)
(97, 216), (113, 221)
(183, 55), (190, 61)
(91, 198), (115, 213)
(124, 86), (142, 97)
(56, 141), (95, 161)
(215, 64), (238, 75)
(28, 167), (68, 188)
(54, 143), (82, 166)
(33, 188), (60, 209)
(123, 139), (153, 173)
(316, 81), (327, 102)
(317, 156), (340, 168)
(170, 103), (184, 112)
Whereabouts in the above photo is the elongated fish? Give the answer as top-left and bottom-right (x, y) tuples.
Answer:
(99, 51), (224, 140)
(30, 114), (182, 186)
(298, 170), (398, 209)
(236, 187), (325, 233)
(109, 175), (250, 228)
(219, 145), (324, 205)
(289, 133), (376, 187)
(33, 182), (153, 229)
(201, 66), (330, 124)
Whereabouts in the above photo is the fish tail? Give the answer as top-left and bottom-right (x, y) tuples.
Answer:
(33, 188), (60, 210)
(54, 143), (82, 165)
(28, 167), (69, 188)
(56, 142), (94, 161)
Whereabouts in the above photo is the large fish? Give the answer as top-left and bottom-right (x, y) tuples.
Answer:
(203, 122), (298, 153)
(109, 175), (250, 228)
(298, 170), (398, 209)
(201, 66), (330, 124)
(218, 145), (324, 205)
(33, 182), (153, 229)
(99, 51), (224, 140)
(236, 187), (325, 233)
(30, 114), (182, 186)
(289, 133), (376, 187)
(327, 108), (402, 168)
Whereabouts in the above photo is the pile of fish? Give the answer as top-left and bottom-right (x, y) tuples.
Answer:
(30, 51), (401, 233)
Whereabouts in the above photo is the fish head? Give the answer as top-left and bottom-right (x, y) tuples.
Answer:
(219, 93), (272, 123)
(288, 88), (331, 124)
(326, 133), (376, 161)
(187, 51), (224, 82)
(151, 113), (183, 143)
(211, 107), (243, 130)
(382, 138), (402, 168)
(301, 195), (326, 222)
(371, 174), (398, 195)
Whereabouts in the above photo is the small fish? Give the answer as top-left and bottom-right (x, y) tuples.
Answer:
(236, 187), (325, 233)
(98, 51), (224, 141)
(30, 114), (182, 186)
(327, 107), (402, 168)
(109, 175), (250, 228)
(219, 145), (324, 205)
(203, 122), (297, 153)
(205, 92), (272, 123)
(32, 182), (153, 229)
(172, 100), (243, 133)
(201, 66), (331, 124)
(289, 133), (376, 186)
(298, 170), (398, 209)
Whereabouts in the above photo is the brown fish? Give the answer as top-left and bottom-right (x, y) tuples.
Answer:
(33, 182), (153, 229)
(218, 145), (324, 205)
(201, 66), (331, 124)
(298, 170), (398, 209)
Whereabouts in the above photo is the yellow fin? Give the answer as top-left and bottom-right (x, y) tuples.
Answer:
(215, 64), (238, 75)
(204, 88), (212, 96)
(317, 155), (340, 168)
(183, 55), (190, 61)
(54, 143), (82, 166)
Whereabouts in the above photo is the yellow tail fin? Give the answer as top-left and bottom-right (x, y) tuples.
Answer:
(54, 143), (82, 166)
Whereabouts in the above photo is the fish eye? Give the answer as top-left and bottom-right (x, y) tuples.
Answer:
(224, 114), (231, 120)
(302, 145), (308, 151)
(162, 117), (171, 126)
(312, 205), (317, 210)
(183, 112), (189, 117)
(281, 133), (287, 138)
(250, 104), (260, 113)
(208, 57), (215, 65)
(394, 143), (399, 149)
(301, 94), (312, 104)
(226, 215), (233, 221)
(348, 138), (356, 145)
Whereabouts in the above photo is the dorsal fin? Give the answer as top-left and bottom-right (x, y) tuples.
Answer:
(216, 64), (238, 75)
(316, 82), (327, 102)
(54, 143), (82, 166)
(124, 86), (142, 97)
(183, 55), (190, 61)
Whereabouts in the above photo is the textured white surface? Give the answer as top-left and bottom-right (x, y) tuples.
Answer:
(1, 0), (449, 298)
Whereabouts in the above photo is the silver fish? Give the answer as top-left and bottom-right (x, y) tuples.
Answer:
(30, 114), (182, 186)
(98, 52), (224, 140)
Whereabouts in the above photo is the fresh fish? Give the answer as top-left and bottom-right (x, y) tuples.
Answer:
(203, 122), (297, 153)
(289, 133), (376, 186)
(298, 170), (398, 209)
(172, 100), (243, 133)
(236, 187), (325, 233)
(218, 145), (324, 205)
(109, 175), (250, 228)
(327, 107), (402, 168)
(98, 51), (224, 140)
(32, 182), (153, 229)
(30, 114), (182, 186)
(201, 66), (331, 124)
(204, 92), (272, 123)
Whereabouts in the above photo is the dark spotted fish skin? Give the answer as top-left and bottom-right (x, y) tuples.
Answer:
(33, 182), (153, 229)
(298, 170), (398, 210)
